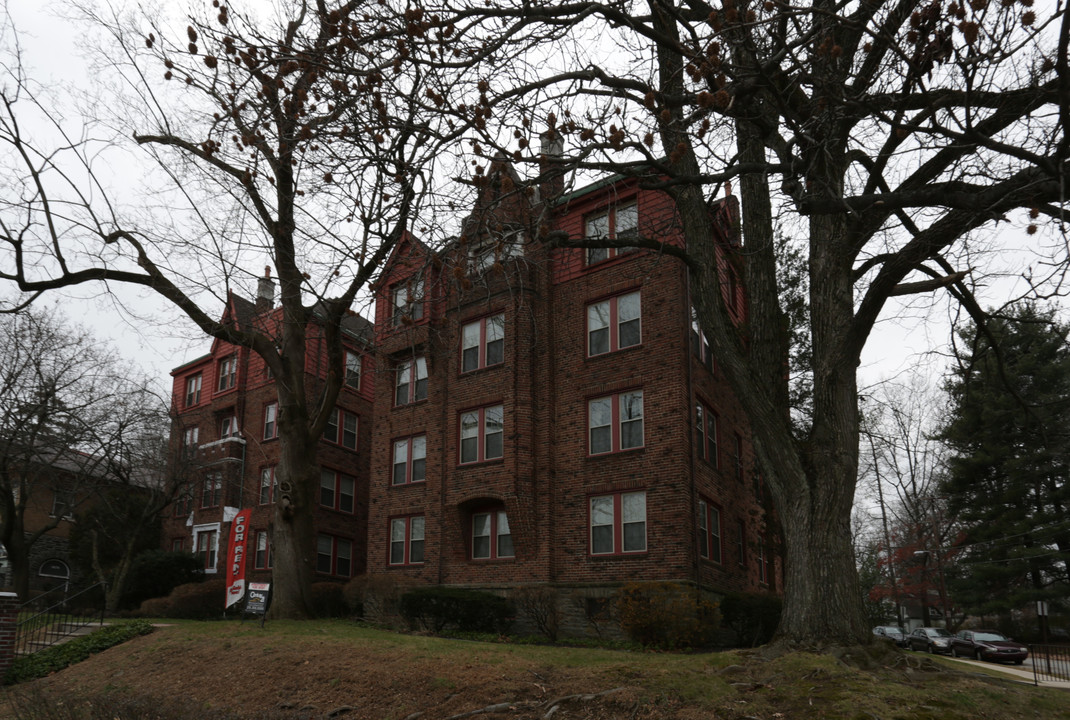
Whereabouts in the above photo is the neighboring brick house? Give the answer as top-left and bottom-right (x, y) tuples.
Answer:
(368, 155), (780, 632)
(161, 270), (375, 586)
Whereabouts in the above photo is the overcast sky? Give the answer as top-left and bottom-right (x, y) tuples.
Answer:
(4, 0), (1054, 401)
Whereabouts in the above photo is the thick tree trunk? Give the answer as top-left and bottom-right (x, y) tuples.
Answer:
(776, 466), (869, 646)
(267, 425), (318, 619)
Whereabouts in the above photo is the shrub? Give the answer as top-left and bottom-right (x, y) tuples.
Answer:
(310, 582), (349, 618)
(719, 592), (782, 647)
(618, 582), (720, 649)
(136, 579), (227, 620)
(399, 587), (514, 634)
(513, 586), (560, 641)
(5, 620), (154, 684)
(345, 574), (410, 624)
(121, 550), (204, 610)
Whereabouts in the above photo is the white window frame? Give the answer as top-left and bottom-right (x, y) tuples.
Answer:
(193, 523), (221, 573)
(263, 403), (278, 440)
(217, 354), (237, 392)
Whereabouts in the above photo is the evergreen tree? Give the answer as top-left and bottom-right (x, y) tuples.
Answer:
(939, 304), (1070, 617)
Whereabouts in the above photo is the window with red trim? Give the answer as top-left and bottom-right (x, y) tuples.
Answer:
(395, 357), (428, 406)
(391, 276), (424, 326)
(472, 509), (513, 560)
(392, 435), (426, 485)
(259, 467), (277, 505)
(695, 402), (718, 466)
(201, 473), (222, 508)
(584, 203), (638, 265)
(316, 534), (353, 577)
(698, 498), (721, 563)
(217, 354), (237, 392)
(590, 491), (646, 555)
(320, 469), (355, 513)
(459, 404), (504, 464)
(588, 391), (643, 455)
(587, 291), (641, 356)
(185, 373), (202, 407)
(389, 516), (425, 565)
(254, 530), (273, 569)
(323, 408), (358, 450)
(461, 314), (505, 372)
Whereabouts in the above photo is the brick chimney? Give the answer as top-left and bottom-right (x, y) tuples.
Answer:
(539, 129), (565, 203)
(256, 266), (275, 312)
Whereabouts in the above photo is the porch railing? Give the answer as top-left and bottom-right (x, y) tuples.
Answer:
(15, 582), (106, 655)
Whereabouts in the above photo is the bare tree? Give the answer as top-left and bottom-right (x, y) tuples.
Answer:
(0, 0), (477, 617)
(439, 0), (1070, 648)
(0, 306), (160, 600)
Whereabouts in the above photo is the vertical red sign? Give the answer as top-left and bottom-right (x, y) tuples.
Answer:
(225, 509), (250, 609)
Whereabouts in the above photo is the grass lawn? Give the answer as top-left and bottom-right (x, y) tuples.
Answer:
(2, 619), (1068, 719)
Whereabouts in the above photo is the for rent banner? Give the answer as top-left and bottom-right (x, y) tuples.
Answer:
(224, 509), (251, 609)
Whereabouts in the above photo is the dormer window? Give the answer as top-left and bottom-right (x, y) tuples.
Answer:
(185, 374), (202, 407)
(391, 276), (425, 326)
(344, 351), (362, 389)
(585, 203), (638, 265)
(217, 355), (237, 392)
(469, 230), (522, 273)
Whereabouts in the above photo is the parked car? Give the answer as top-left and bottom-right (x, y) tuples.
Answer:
(872, 625), (909, 647)
(950, 630), (1028, 664)
(907, 627), (953, 654)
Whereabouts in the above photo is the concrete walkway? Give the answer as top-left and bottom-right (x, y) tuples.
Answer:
(944, 655), (1070, 690)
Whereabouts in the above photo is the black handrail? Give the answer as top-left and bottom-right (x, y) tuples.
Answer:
(15, 582), (107, 655)
(1030, 644), (1070, 685)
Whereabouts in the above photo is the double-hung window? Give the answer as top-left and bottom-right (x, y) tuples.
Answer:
(254, 531), (272, 569)
(588, 391), (643, 455)
(395, 357), (428, 406)
(587, 291), (640, 356)
(320, 469), (355, 513)
(220, 415), (239, 438)
(263, 403), (278, 440)
(389, 516), (425, 565)
(182, 427), (199, 457)
(201, 473), (222, 508)
(324, 408), (358, 450)
(734, 433), (745, 483)
(695, 402), (718, 466)
(470, 230), (522, 272)
(459, 404), (504, 464)
(697, 498), (722, 563)
(217, 354), (237, 391)
(472, 510), (514, 560)
(590, 491), (646, 555)
(392, 435), (426, 485)
(461, 314), (505, 372)
(173, 483), (193, 517)
(690, 305), (713, 371)
(391, 276), (425, 326)
(194, 528), (219, 571)
(316, 534), (353, 577)
(344, 350), (362, 389)
(585, 203), (638, 265)
(185, 374), (202, 407)
(259, 467), (277, 505)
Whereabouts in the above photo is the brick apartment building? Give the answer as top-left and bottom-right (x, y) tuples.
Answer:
(160, 158), (780, 626)
(161, 272), (375, 585)
(368, 155), (780, 627)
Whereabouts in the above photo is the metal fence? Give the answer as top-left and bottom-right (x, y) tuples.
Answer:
(15, 582), (106, 655)
(1030, 644), (1070, 685)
